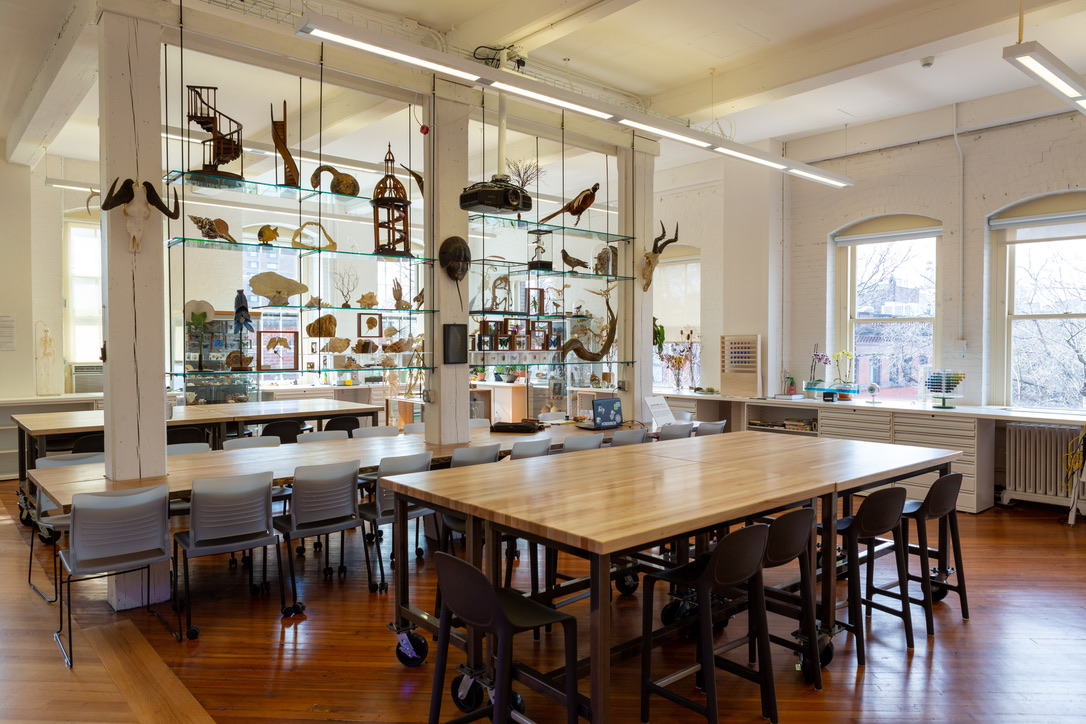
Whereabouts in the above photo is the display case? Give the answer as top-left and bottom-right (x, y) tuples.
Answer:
(167, 171), (435, 403)
(466, 212), (634, 419)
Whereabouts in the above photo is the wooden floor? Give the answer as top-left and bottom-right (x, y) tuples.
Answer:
(4, 478), (1086, 723)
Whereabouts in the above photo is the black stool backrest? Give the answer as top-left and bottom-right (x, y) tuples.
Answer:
(166, 426), (207, 445)
(764, 507), (815, 569)
(261, 420), (302, 444)
(708, 523), (769, 594)
(435, 552), (504, 633)
(71, 432), (105, 454)
(852, 487), (907, 538)
(324, 416), (360, 436)
(917, 473), (962, 519)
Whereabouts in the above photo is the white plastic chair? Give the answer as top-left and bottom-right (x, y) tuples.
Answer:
(609, 428), (648, 446)
(173, 471), (285, 639)
(29, 453), (104, 602)
(358, 452), (434, 592)
(509, 438), (553, 459)
(299, 429), (350, 443)
(167, 442), (211, 455)
(273, 459), (362, 611)
(222, 436), (281, 451)
(561, 432), (604, 453)
(56, 484), (176, 666)
(672, 410), (695, 421)
(402, 422), (426, 433)
(469, 418), (492, 429)
(353, 425), (400, 438)
(695, 420), (727, 436)
(657, 422), (694, 441)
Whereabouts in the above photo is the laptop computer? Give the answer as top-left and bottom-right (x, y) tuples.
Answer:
(576, 397), (623, 430)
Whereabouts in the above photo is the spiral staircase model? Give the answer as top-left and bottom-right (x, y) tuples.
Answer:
(187, 85), (244, 178)
(270, 101), (299, 187)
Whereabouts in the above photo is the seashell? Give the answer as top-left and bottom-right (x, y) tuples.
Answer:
(353, 338), (376, 354)
(383, 325), (400, 338)
(305, 314), (337, 338)
(342, 358), (363, 369)
(188, 215), (237, 243)
(383, 338), (409, 353)
(225, 350), (253, 369)
(321, 337), (351, 354)
(356, 291), (378, 308)
(303, 296), (324, 308)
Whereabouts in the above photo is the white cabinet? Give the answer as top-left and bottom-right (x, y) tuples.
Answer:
(891, 412), (993, 514)
(818, 407), (892, 443)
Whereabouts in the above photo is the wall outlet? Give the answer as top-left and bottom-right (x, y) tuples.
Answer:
(617, 380), (627, 391)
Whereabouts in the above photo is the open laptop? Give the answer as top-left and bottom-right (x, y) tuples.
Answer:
(576, 397), (623, 430)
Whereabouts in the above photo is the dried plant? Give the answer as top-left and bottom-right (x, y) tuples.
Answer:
(506, 158), (544, 189)
(333, 268), (359, 307)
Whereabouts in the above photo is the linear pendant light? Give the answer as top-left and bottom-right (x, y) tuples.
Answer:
(1003, 40), (1086, 112)
(295, 12), (853, 188)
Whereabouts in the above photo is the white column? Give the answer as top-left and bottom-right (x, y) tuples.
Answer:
(621, 138), (656, 423)
(427, 83), (472, 444)
(98, 10), (169, 608)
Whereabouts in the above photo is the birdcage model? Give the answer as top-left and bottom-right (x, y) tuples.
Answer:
(370, 144), (412, 257)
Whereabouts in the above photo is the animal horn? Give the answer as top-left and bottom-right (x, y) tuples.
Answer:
(652, 221), (667, 252)
(143, 181), (181, 220)
(99, 178), (123, 211)
(657, 223), (679, 253)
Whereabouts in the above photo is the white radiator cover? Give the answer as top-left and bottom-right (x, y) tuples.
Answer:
(1002, 423), (1086, 513)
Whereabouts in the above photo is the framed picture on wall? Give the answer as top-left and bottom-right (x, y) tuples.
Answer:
(358, 312), (383, 337)
(257, 331), (299, 371)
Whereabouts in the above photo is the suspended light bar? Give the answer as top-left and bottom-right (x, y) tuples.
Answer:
(44, 178), (97, 193)
(1003, 40), (1086, 112)
(295, 12), (853, 188)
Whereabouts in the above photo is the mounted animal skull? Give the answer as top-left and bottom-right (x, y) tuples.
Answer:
(100, 178), (181, 253)
(642, 221), (678, 292)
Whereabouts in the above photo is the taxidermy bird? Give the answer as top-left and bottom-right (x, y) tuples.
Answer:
(233, 289), (254, 335)
(100, 177), (181, 252)
(188, 215), (238, 243)
(561, 248), (589, 272)
(539, 183), (599, 226)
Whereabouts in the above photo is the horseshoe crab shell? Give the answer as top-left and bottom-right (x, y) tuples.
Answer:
(439, 236), (471, 281)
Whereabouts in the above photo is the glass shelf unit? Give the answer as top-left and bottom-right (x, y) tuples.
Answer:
(468, 213), (633, 244)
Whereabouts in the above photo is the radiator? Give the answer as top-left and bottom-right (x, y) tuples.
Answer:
(1002, 423), (1086, 513)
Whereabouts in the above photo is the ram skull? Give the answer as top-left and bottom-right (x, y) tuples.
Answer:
(100, 178), (181, 253)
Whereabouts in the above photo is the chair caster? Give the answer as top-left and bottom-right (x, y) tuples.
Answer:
(186, 626), (199, 640)
(250, 583), (261, 596)
(338, 564), (347, 576)
(313, 540), (323, 552)
(395, 631), (428, 667)
(323, 566), (333, 578)
(295, 545), (305, 556)
(615, 573), (639, 595)
(369, 581), (379, 593)
(292, 602), (306, 614)
(450, 674), (484, 712)
(281, 604), (295, 617)
(415, 546), (425, 559)
(365, 533), (375, 544)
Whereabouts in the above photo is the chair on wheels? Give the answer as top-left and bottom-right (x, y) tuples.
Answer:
(173, 471), (286, 640)
(166, 426), (207, 445)
(695, 420), (727, 436)
(640, 523), (777, 724)
(656, 422), (694, 441)
(609, 428), (647, 446)
(27, 453), (104, 602)
(428, 552), (579, 724)
(830, 486), (914, 666)
(261, 420), (302, 444)
(358, 451), (434, 592)
(55, 484), (178, 666)
(299, 430), (350, 443)
(70, 433), (105, 454)
(560, 432), (603, 453)
(869, 473), (968, 637)
(273, 459), (362, 612)
(323, 416), (360, 437)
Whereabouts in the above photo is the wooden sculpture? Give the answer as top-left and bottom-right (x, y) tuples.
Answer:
(186, 85), (243, 179)
(370, 144), (411, 256)
(270, 101), (299, 187)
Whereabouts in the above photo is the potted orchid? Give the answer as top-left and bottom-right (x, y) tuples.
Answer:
(804, 348), (832, 398)
(831, 349), (857, 400)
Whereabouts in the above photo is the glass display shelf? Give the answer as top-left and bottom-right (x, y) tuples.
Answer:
(468, 359), (634, 368)
(289, 306), (437, 315)
(469, 258), (633, 281)
(469, 309), (591, 320)
(166, 170), (371, 206)
(468, 213), (633, 243)
(166, 237), (435, 263)
(169, 365), (435, 376)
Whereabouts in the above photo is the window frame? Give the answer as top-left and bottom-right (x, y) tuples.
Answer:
(63, 220), (104, 364)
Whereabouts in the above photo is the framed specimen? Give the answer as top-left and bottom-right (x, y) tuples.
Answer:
(477, 334), (494, 352)
(443, 323), (467, 364)
(530, 330), (546, 351)
(257, 331), (299, 371)
(310, 341), (317, 354)
(482, 320), (504, 336)
(496, 334), (512, 351)
(531, 320), (552, 334)
(546, 334), (562, 351)
(522, 288), (544, 314)
(505, 318), (527, 335)
(513, 334), (530, 351)
(358, 312), (383, 337)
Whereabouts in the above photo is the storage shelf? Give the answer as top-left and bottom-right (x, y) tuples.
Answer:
(469, 359), (634, 368)
(469, 309), (591, 320)
(471, 258), (633, 281)
(170, 365), (434, 376)
(167, 170), (373, 206)
(166, 237), (435, 262)
(468, 213), (633, 243)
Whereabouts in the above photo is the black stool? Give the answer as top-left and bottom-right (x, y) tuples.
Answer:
(640, 523), (776, 724)
(869, 473), (968, 636)
(429, 552), (579, 724)
(834, 487), (914, 666)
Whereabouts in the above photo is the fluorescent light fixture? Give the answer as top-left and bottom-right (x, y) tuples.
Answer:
(490, 82), (613, 119)
(45, 178), (97, 193)
(618, 119), (711, 148)
(788, 168), (849, 188)
(715, 147), (787, 170)
(1003, 40), (1086, 108)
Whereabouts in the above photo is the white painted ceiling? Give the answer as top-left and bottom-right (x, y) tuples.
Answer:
(11, 0), (1086, 178)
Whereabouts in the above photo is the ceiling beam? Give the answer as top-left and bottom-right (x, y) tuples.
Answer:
(447, 0), (641, 55)
(649, 0), (1086, 123)
(6, 0), (97, 167)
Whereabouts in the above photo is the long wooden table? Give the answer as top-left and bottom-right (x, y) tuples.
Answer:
(12, 398), (382, 480)
(382, 431), (960, 724)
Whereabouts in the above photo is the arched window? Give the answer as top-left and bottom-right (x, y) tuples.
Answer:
(834, 215), (941, 400)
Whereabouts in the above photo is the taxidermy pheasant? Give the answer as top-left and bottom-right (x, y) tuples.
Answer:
(561, 248), (589, 272)
(539, 183), (599, 226)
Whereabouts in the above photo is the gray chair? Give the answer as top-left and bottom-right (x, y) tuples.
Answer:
(358, 451), (434, 593)
(561, 432), (604, 453)
(509, 438), (552, 459)
(28, 453), (104, 602)
(167, 441), (211, 455)
(694, 420), (727, 436)
(609, 428), (648, 446)
(56, 484), (177, 666)
(354, 425), (400, 438)
(403, 422), (426, 433)
(672, 410), (695, 422)
(468, 418), (492, 429)
(222, 436), (281, 451)
(173, 471), (285, 640)
(273, 459), (363, 610)
(440, 444), (502, 555)
(299, 429), (350, 443)
(657, 422), (694, 441)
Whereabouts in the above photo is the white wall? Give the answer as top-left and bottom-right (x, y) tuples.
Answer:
(0, 158), (34, 397)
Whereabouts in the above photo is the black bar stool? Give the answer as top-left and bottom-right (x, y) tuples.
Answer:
(640, 523), (776, 724)
(428, 552), (579, 724)
(832, 486), (914, 666)
(869, 473), (968, 636)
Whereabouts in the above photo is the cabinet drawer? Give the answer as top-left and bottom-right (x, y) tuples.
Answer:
(893, 435), (975, 463)
(819, 408), (892, 442)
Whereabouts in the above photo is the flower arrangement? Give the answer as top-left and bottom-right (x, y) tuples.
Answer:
(659, 328), (698, 390)
(832, 350), (855, 384)
(809, 350), (832, 382)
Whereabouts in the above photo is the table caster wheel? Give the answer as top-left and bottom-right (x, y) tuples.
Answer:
(281, 604), (295, 617)
(395, 631), (428, 667)
(450, 674), (484, 712)
(186, 626), (199, 640)
(615, 573), (639, 595)
(379, 581), (388, 593)
(338, 564), (347, 576)
(229, 556), (238, 568)
(661, 599), (691, 626)
(250, 583), (261, 596)
(369, 581), (379, 593)
(313, 540), (323, 552)
(365, 533), (375, 544)
(377, 529), (384, 539)
(19, 508), (33, 527)
(38, 528), (61, 544)
(323, 566), (333, 578)
(292, 602), (306, 615)
(241, 554), (251, 568)
(819, 641), (834, 667)
(295, 545), (305, 556)
(415, 546), (425, 558)
(261, 581), (271, 594)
